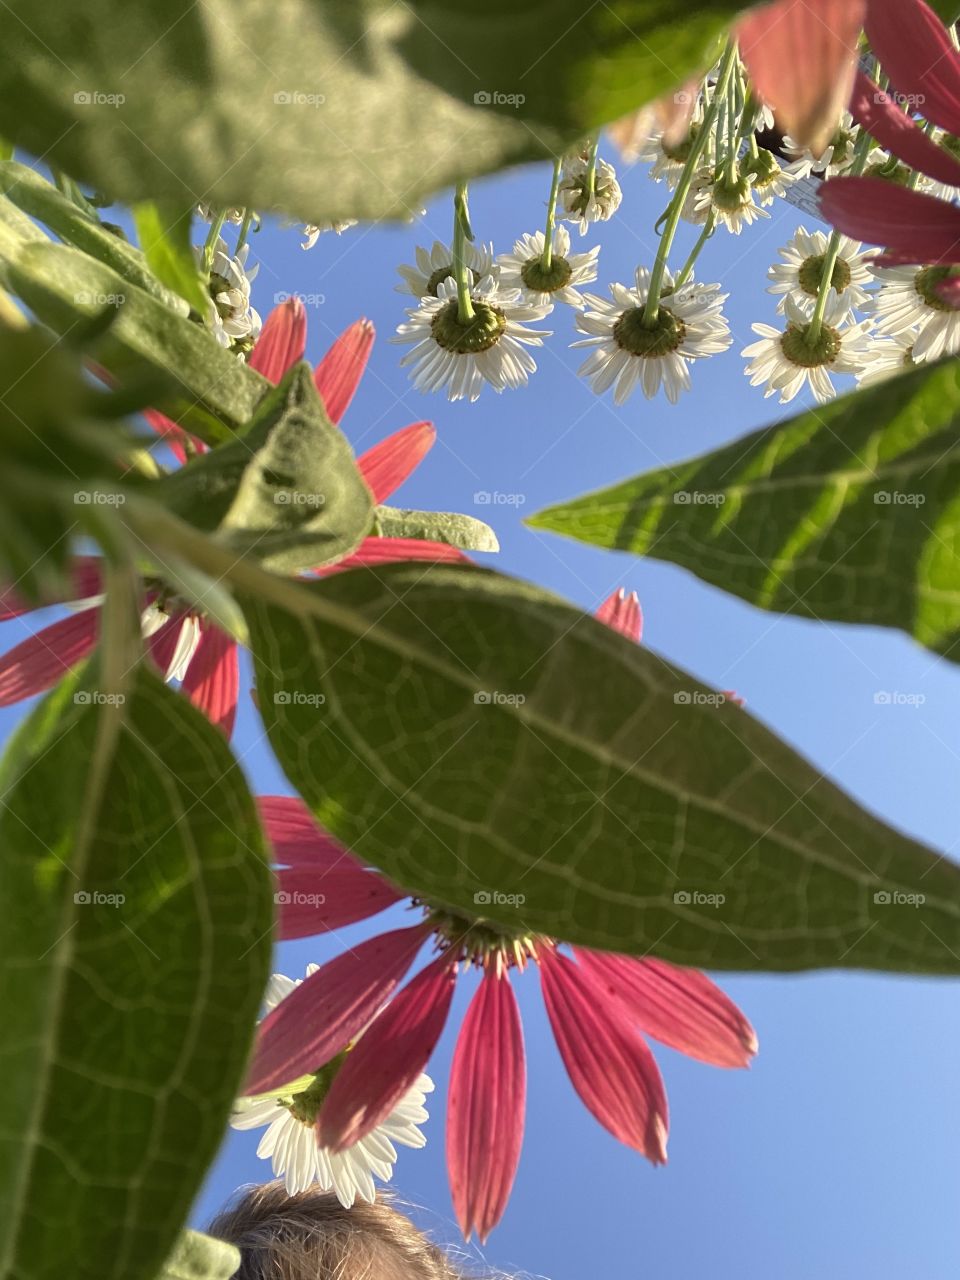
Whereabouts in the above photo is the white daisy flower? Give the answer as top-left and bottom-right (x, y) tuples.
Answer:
(197, 236), (261, 350)
(869, 264), (960, 363)
(496, 227), (599, 308)
(742, 148), (795, 206)
(742, 293), (876, 404)
(559, 151), (623, 234)
(784, 112), (859, 179)
(395, 239), (495, 299)
(636, 123), (702, 190)
(679, 168), (716, 226)
(197, 205), (246, 225)
(301, 220), (358, 249)
(572, 267), (732, 405)
(693, 171), (769, 234)
(768, 227), (875, 319)
(857, 330), (920, 387)
(231, 965), (434, 1206)
(393, 274), (551, 401)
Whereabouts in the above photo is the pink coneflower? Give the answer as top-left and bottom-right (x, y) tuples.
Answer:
(245, 589), (757, 1243)
(820, 0), (960, 291)
(0, 299), (461, 735)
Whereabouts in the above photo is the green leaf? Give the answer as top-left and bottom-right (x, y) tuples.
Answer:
(0, 663), (272, 1280)
(375, 505), (500, 552)
(529, 361), (960, 663)
(0, 1), (737, 222)
(1, 164), (193, 307)
(243, 562), (960, 974)
(154, 362), (374, 573)
(133, 201), (208, 315)
(3, 240), (269, 446)
(157, 1233), (239, 1280)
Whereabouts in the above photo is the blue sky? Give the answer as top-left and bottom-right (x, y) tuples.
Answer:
(5, 148), (960, 1277)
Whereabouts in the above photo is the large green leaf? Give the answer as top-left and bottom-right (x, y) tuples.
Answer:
(2, 240), (268, 446)
(0, 1), (738, 221)
(530, 361), (960, 662)
(0, 664), (272, 1280)
(132, 201), (208, 315)
(156, 362), (374, 572)
(244, 562), (960, 973)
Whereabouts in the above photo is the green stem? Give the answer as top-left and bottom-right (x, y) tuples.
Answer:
(202, 210), (227, 273)
(541, 158), (563, 270)
(807, 129), (874, 343)
(584, 138), (600, 201)
(642, 39), (738, 328)
(235, 208), (254, 257)
(674, 213), (716, 289)
(725, 58), (740, 184)
(453, 181), (475, 324)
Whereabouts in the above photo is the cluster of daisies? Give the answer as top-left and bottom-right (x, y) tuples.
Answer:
(193, 49), (960, 410)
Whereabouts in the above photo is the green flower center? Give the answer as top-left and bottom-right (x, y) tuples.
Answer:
(283, 1054), (346, 1126)
(865, 156), (912, 187)
(427, 906), (539, 969)
(711, 174), (751, 212)
(520, 255), (573, 293)
(797, 254), (852, 298)
(426, 265), (477, 297)
(430, 299), (506, 354)
(915, 265), (960, 312)
(613, 305), (686, 358)
(743, 149), (779, 190)
(829, 128), (856, 167)
(662, 129), (696, 164)
(780, 323), (843, 368)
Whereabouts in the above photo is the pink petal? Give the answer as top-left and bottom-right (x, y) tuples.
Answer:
(259, 795), (357, 871)
(0, 557), (104, 620)
(820, 177), (960, 263)
(850, 71), (960, 187)
(574, 949), (758, 1069)
(145, 610), (188, 675)
(246, 924), (429, 1095)
(143, 409), (204, 464)
(539, 947), (668, 1162)
(179, 625), (239, 737)
(318, 950), (457, 1151)
(322, 538), (468, 575)
(247, 296), (308, 383)
(275, 864), (402, 938)
(866, 0), (960, 137)
(595, 588), (643, 644)
(357, 421), (436, 503)
(0, 609), (100, 705)
(739, 0), (865, 154)
(447, 965), (526, 1243)
(314, 318), (374, 424)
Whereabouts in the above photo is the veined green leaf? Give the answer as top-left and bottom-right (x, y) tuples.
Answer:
(0, 664), (272, 1280)
(375, 505), (499, 552)
(132, 201), (208, 315)
(529, 361), (960, 663)
(243, 562), (960, 974)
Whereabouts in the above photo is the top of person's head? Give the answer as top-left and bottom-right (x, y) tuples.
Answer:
(209, 1181), (508, 1280)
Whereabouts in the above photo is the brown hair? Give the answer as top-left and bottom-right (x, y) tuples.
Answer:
(208, 1182), (504, 1280)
